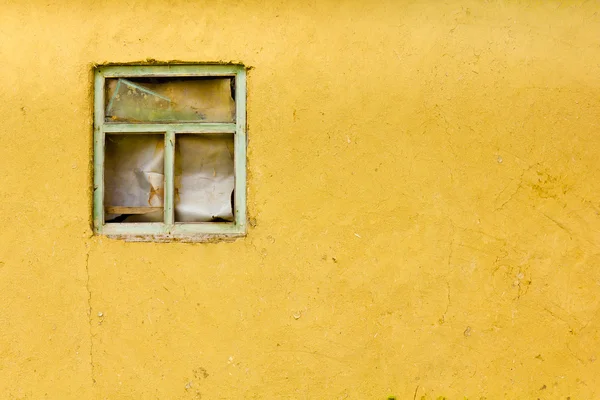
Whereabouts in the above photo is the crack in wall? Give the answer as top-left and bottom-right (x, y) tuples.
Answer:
(84, 244), (95, 385)
(566, 342), (585, 364)
(442, 280), (451, 323)
(440, 229), (454, 324)
(542, 211), (599, 250)
(494, 163), (541, 211)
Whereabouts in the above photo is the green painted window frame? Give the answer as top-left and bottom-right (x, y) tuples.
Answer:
(93, 64), (247, 241)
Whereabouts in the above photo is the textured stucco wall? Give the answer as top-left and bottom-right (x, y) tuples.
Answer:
(1, 1), (600, 398)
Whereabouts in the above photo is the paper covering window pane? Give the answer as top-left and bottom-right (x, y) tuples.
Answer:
(175, 134), (234, 222)
(104, 134), (164, 223)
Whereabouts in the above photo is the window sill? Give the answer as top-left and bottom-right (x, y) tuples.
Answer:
(97, 222), (246, 243)
(103, 232), (245, 243)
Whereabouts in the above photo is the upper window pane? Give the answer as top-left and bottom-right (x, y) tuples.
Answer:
(104, 77), (235, 123)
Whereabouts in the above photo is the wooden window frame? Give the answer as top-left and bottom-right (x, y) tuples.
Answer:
(93, 64), (247, 242)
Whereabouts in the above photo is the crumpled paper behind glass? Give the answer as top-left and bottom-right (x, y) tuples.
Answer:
(175, 135), (234, 222)
(104, 134), (234, 223)
(104, 135), (165, 222)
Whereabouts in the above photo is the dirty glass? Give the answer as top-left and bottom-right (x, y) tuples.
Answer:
(174, 134), (235, 222)
(105, 77), (235, 123)
(104, 134), (164, 223)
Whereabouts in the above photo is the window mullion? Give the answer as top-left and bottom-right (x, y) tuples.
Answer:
(164, 130), (175, 228)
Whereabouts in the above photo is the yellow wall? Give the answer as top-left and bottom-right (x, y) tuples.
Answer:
(1, 1), (600, 398)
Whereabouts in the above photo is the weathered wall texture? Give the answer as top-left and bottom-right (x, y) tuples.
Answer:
(1, 0), (599, 398)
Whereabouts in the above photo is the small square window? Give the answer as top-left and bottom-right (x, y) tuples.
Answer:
(93, 64), (247, 241)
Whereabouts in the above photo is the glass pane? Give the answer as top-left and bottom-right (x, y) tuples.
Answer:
(175, 134), (234, 222)
(104, 134), (164, 223)
(105, 77), (235, 123)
